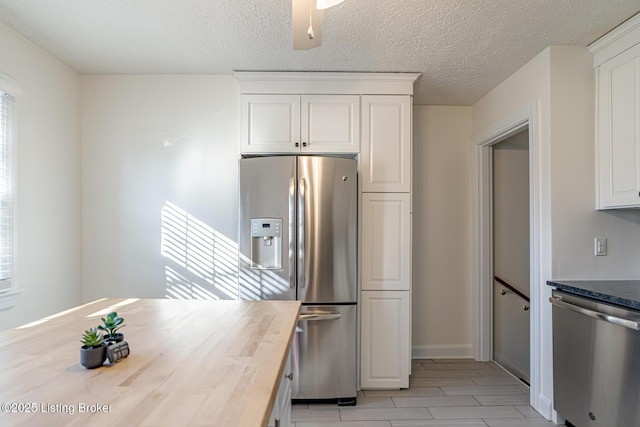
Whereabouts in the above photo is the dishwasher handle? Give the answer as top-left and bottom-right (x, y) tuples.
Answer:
(549, 296), (640, 331)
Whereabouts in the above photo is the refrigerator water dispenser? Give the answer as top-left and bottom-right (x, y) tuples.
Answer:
(250, 218), (282, 269)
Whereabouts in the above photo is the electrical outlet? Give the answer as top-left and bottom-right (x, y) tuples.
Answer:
(595, 238), (607, 256)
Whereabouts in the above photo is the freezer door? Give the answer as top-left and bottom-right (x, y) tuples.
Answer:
(298, 156), (357, 303)
(239, 156), (297, 301)
(291, 305), (357, 400)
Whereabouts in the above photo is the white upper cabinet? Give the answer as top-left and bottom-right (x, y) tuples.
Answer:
(241, 94), (359, 154)
(302, 95), (360, 153)
(591, 15), (640, 209)
(361, 95), (412, 192)
(242, 95), (301, 154)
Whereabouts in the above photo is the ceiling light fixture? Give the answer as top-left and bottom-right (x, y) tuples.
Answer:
(316, 0), (345, 10)
(292, 0), (345, 50)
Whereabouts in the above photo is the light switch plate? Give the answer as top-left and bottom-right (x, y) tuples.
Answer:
(595, 238), (607, 256)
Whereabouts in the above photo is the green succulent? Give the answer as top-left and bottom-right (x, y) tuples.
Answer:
(80, 327), (104, 348)
(98, 311), (125, 338)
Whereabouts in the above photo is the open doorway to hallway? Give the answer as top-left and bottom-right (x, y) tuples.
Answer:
(492, 129), (531, 386)
(473, 103), (552, 419)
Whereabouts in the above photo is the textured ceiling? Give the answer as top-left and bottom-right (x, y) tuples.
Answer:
(0, 0), (638, 105)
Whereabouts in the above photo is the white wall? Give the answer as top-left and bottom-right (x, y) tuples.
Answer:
(472, 45), (640, 419)
(412, 105), (473, 358)
(548, 47), (640, 279)
(0, 24), (81, 330)
(80, 75), (240, 301)
(80, 80), (470, 362)
(472, 47), (553, 416)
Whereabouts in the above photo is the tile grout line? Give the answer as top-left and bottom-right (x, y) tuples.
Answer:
(293, 358), (552, 426)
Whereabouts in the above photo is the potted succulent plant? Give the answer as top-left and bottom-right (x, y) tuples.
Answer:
(80, 327), (107, 369)
(98, 311), (126, 344)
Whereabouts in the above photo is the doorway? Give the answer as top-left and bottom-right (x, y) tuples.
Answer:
(492, 130), (530, 385)
(472, 103), (552, 418)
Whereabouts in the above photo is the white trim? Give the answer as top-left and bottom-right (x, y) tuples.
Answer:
(0, 288), (24, 311)
(411, 344), (473, 359)
(539, 394), (556, 424)
(471, 107), (533, 364)
(0, 75), (21, 307)
(471, 142), (492, 361)
(471, 101), (554, 420)
(589, 12), (640, 66)
(233, 71), (420, 95)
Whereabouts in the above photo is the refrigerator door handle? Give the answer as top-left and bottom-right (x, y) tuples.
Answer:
(288, 177), (296, 289)
(298, 177), (306, 289)
(299, 313), (341, 321)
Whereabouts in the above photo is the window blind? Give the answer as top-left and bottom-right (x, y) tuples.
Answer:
(0, 92), (14, 293)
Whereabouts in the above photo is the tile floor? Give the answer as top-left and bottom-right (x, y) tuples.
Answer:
(292, 359), (557, 427)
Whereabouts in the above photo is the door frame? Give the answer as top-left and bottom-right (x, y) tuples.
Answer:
(471, 101), (553, 418)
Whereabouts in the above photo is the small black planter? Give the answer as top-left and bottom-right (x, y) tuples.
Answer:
(80, 343), (107, 369)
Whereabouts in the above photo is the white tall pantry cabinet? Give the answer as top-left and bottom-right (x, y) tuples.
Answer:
(360, 95), (412, 388)
(235, 72), (419, 395)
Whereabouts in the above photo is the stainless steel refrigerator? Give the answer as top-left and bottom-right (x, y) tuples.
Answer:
(239, 155), (357, 405)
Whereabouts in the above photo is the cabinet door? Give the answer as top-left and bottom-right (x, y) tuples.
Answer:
(361, 95), (411, 192)
(360, 290), (410, 389)
(596, 43), (640, 209)
(361, 193), (411, 291)
(241, 95), (301, 154)
(301, 95), (360, 153)
(269, 349), (292, 427)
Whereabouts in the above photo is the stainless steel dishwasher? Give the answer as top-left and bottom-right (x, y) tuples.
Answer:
(550, 289), (640, 427)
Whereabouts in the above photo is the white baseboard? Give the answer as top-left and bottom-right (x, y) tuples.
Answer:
(537, 393), (555, 422)
(412, 344), (473, 359)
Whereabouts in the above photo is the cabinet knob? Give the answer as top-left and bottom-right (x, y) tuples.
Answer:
(285, 372), (293, 381)
(523, 305), (530, 311)
(302, 142), (307, 147)
(295, 142), (299, 147)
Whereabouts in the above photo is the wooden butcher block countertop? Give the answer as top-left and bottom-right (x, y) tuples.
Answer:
(0, 298), (300, 427)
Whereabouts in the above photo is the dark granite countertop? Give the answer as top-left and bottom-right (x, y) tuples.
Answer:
(547, 280), (640, 311)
